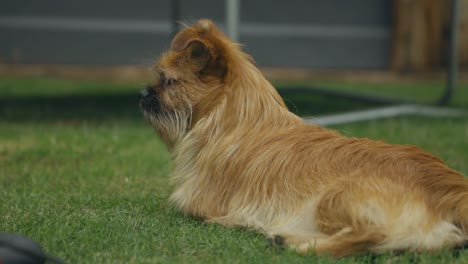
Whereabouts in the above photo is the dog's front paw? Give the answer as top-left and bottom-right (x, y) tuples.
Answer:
(266, 235), (286, 250)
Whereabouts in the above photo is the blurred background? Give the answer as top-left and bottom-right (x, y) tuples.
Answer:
(1, 0), (468, 121)
(0, 0), (467, 78)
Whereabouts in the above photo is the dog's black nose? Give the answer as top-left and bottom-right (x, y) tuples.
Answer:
(140, 87), (151, 98)
(140, 88), (149, 98)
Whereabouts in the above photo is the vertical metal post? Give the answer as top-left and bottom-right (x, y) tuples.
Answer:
(171, 0), (181, 38)
(439, 0), (459, 105)
(226, 0), (240, 42)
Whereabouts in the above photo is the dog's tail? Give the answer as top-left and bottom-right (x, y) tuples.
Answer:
(454, 191), (468, 238)
(433, 171), (468, 243)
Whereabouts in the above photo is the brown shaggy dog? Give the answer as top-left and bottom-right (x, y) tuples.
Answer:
(140, 19), (468, 257)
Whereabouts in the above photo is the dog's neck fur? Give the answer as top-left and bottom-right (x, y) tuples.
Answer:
(219, 46), (302, 131)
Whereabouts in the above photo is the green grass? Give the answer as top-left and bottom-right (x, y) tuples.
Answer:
(1, 76), (467, 263)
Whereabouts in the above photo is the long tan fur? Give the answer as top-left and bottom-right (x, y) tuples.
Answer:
(140, 19), (468, 257)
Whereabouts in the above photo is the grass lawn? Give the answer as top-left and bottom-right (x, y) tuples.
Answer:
(1, 76), (467, 263)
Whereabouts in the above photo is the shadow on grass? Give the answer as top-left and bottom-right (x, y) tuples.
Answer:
(0, 92), (141, 123)
(279, 90), (384, 117)
(0, 90), (385, 122)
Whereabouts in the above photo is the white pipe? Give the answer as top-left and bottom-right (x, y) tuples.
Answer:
(304, 105), (465, 126)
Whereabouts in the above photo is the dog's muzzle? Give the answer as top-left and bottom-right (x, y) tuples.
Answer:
(139, 86), (160, 113)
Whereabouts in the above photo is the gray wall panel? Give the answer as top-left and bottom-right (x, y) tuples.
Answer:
(181, 0), (225, 21)
(242, 0), (391, 25)
(0, 0), (392, 69)
(1, 0), (171, 20)
(1, 29), (170, 65)
(243, 37), (390, 68)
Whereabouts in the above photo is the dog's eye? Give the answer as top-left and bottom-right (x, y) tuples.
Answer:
(159, 72), (176, 88)
(164, 78), (176, 87)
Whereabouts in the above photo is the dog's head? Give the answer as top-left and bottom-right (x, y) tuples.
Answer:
(140, 19), (290, 148)
(139, 19), (237, 147)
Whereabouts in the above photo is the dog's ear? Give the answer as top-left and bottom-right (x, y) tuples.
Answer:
(186, 39), (210, 61)
(171, 34), (210, 70)
(171, 32), (226, 78)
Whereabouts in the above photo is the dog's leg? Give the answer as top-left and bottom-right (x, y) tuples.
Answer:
(312, 227), (386, 257)
(270, 227), (384, 257)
